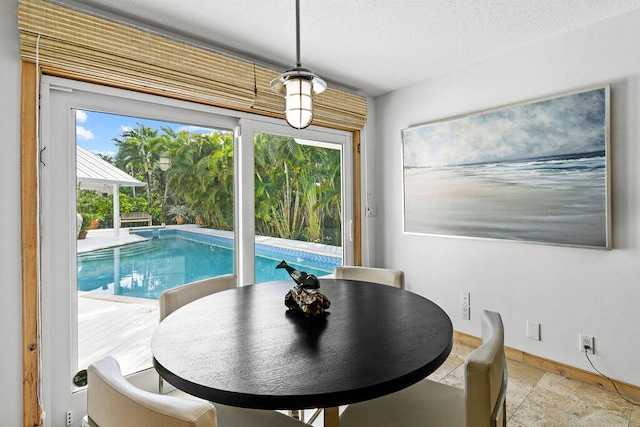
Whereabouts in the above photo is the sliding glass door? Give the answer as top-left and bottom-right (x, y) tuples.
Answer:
(40, 76), (353, 425)
(41, 78), (238, 424)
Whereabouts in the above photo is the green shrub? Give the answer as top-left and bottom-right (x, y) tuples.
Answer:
(79, 213), (93, 232)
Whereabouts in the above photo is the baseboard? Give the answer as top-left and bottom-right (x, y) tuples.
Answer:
(453, 331), (640, 402)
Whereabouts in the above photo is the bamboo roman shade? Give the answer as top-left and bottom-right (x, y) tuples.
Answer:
(18, 0), (367, 131)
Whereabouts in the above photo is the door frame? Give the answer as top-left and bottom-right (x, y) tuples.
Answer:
(27, 73), (360, 426)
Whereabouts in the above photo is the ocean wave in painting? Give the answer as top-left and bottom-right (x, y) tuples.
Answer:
(448, 150), (606, 187)
(403, 150), (608, 247)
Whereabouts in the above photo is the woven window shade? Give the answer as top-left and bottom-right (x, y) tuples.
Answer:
(18, 0), (367, 131)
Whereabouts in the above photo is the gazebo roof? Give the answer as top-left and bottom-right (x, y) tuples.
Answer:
(76, 145), (146, 193)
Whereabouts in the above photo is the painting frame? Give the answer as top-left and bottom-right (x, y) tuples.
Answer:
(401, 85), (611, 249)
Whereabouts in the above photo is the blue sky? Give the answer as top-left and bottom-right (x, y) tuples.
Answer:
(402, 87), (607, 168)
(75, 110), (217, 158)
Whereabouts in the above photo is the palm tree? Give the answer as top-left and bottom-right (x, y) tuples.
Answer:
(201, 134), (234, 229)
(114, 123), (168, 203)
(97, 153), (114, 163)
(254, 133), (305, 240)
(253, 134), (343, 243)
(314, 147), (342, 244)
(167, 130), (234, 229)
(110, 125), (343, 244)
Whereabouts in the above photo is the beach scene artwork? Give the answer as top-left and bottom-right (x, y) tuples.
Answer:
(402, 86), (610, 248)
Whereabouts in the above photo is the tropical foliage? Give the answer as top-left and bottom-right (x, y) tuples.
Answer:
(254, 133), (341, 244)
(78, 125), (342, 245)
(77, 190), (159, 227)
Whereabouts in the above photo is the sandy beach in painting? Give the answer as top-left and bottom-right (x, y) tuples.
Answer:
(403, 154), (608, 247)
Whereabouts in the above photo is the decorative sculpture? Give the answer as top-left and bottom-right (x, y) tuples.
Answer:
(276, 260), (320, 289)
(277, 260), (330, 317)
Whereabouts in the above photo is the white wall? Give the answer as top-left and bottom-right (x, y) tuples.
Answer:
(1, 0), (26, 425)
(370, 9), (640, 386)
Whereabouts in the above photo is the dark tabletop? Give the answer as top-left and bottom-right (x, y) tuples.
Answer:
(152, 279), (453, 410)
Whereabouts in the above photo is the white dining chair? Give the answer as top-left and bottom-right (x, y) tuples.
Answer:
(158, 274), (237, 394)
(333, 266), (405, 288)
(159, 274), (237, 321)
(339, 309), (507, 427)
(86, 356), (308, 427)
(87, 356), (216, 427)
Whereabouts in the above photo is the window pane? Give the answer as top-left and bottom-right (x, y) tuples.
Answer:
(76, 110), (234, 376)
(254, 133), (343, 284)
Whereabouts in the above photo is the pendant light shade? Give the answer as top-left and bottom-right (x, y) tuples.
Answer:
(285, 77), (312, 129)
(270, 0), (326, 129)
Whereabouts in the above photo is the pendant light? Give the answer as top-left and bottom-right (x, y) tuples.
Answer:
(270, 0), (326, 129)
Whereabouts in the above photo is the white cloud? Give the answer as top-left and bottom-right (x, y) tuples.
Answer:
(75, 110), (88, 123)
(121, 125), (133, 133)
(76, 126), (95, 140)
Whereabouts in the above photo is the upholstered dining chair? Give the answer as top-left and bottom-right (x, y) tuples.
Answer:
(86, 356), (308, 427)
(339, 309), (507, 427)
(158, 274), (237, 394)
(159, 274), (237, 321)
(333, 266), (405, 289)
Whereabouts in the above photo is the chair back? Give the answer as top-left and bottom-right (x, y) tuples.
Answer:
(87, 356), (217, 427)
(160, 274), (237, 320)
(333, 266), (405, 288)
(464, 310), (507, 427)
(158, 274), (236, 393)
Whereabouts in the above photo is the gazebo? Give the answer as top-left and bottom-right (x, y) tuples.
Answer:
(76, 145), (147, 238)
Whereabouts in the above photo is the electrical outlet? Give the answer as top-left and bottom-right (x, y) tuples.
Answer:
(579, 334), (594, 354)
(461, 291), (470, 320)
(66, 410), (73, 426)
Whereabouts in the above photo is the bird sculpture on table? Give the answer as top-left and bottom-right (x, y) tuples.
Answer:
(276, 260), (320, 289)
(277, 260), (329, 317)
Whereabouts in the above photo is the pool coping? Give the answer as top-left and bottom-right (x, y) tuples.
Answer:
(77, 224), (342, 260)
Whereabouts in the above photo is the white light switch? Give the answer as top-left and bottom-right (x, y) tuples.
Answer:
(366, 204), (377, 217)
(527, 321), (540, 341)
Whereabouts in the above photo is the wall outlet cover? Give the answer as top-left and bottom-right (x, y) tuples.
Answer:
(527, 321), (540, 341)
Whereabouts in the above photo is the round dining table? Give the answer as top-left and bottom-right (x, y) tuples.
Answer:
(152, 279), (453, 426)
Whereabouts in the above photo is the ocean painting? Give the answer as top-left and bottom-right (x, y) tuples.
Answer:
(402, 86), (610, 248)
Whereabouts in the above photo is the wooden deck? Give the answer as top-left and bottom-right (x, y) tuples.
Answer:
(78, 292), (159, 376)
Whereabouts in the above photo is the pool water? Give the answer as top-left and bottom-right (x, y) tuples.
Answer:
(77, 234), (339, 299)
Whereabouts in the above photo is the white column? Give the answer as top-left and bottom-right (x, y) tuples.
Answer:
(236, 119), (255, 286)
(113, 184), (120, 239)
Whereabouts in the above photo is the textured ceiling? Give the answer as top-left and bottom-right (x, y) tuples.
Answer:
(59, 0), (640, 96)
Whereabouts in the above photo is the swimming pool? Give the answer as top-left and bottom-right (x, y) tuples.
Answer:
(77, 229), (341, 299)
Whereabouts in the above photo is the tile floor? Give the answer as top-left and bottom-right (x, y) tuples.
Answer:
(430, 341), (640, 427)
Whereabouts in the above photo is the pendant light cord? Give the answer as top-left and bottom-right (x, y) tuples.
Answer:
(295, 0), (301, 67)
